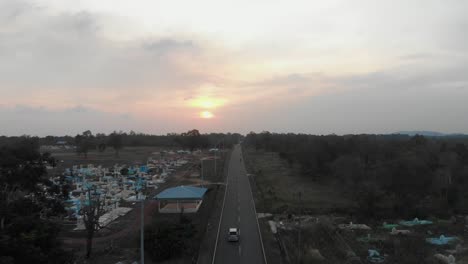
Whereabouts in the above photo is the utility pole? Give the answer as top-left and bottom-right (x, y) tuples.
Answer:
(297, 191), (303, 264)
(201, 158), (204, 187)
(136, 176), (144, 264)
(140, 196), (144, 264)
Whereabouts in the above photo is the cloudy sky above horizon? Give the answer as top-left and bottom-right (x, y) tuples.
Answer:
(1, 0), (467, 136)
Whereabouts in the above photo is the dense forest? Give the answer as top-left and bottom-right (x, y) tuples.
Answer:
(244, 132), (468, 218)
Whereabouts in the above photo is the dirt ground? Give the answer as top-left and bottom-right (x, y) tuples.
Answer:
(47, 146), (168, 173)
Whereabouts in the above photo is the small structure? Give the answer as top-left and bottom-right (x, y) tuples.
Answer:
(382, 222), (399, 229)
(426, 235), (459, 245)
(367, 249), (385, 263)
(338, 222), (371, 230)
(390, 227), (411, 235)
(155, 186), (208, 213)
(434, 254), (456, 264)
(399, 218), (433, 227)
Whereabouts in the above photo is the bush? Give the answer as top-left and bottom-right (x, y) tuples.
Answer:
(144, 216), (196, 262)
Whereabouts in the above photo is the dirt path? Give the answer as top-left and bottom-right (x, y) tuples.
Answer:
(61, 200), (157, 247)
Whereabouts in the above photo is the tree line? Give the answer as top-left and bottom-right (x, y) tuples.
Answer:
(25, 130), (241, 147)
(1, 130), (242, 158)
(244, 132), (468, 218)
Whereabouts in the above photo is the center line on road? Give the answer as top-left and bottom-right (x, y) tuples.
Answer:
(238, 215), (240, 223)
(239, 245), (242, 256)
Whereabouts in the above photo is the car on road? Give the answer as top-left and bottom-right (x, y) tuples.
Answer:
(227, 228), (240, 242)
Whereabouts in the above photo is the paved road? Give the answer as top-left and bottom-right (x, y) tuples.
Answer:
(213, 145), (265, 264)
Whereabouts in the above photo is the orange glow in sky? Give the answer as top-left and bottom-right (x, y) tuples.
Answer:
(189, 96), (226, 109)
(200, 111), (214, 119)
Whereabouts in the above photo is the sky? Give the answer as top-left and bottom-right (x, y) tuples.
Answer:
(1, 0), (467, 136)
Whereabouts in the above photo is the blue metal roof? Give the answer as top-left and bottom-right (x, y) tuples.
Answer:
(155, 186), (208, 200)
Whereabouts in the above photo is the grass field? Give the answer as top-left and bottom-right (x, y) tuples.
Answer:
(244, 149), (353, 214)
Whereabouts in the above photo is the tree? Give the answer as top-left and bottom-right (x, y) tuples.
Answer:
(120, 167), (129, 176)
(75, 131), (95, 159)
(145, 216), (196, 262)
(330, 155), (364, 186)
(177, 129), (209, 151)
(0, 138), (45, 228)
(108, 132), (123, 157)
(97, 143), (106, 153)
(355, 182), (384, 218)
(81, 186), (104, 259)
(0, 138), (73, 263)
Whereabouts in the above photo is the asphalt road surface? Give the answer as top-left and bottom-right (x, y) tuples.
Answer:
(213, 145), (265, 264)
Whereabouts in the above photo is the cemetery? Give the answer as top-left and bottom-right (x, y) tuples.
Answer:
(51, 146), (229, 264)
(56, 150), (202, 231)
(262, 213), (468, 263)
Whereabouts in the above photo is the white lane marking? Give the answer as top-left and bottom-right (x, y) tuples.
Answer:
(210, 149), (232, 264)
(239, 245), (242, 256)
(241, 147), (268, 264)
(238, 215), (240, 224)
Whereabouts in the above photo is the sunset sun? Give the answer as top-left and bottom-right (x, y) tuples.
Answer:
(200, 111), (214, 119)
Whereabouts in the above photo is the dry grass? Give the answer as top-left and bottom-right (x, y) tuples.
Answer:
(244, 149), (353, 214)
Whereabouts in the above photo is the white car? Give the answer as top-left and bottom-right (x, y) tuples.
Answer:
(227, 228), (240, 242)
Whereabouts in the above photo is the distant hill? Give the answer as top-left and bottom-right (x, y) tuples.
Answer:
(394, 131), (468, 137)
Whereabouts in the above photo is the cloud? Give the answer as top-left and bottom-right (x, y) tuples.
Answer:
(235, 63), (468, 134)
(1, 0), (468, 135)
(0, 105), (141, 136)
(0, 0), (215, 111)
(399, 53), (433, 61)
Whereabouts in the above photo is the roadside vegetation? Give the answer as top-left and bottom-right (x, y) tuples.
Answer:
(244, 132), (468, 264)
(0, 138), (74, 263)
(244, 132), (468, 218)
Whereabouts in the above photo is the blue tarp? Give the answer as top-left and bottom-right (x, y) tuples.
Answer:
(155, 186), (208, 200)
(79, 168), (92, 176)
(367, 249), (385, 263)
(426, 235), (458, 245)
(382, 223), (399, 229)
(140, 165), (148, 173)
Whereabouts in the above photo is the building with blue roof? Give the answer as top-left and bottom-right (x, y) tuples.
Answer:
(155, 186), (207, 213)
